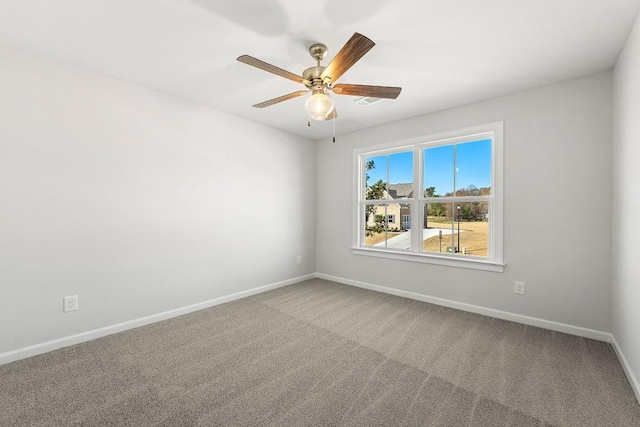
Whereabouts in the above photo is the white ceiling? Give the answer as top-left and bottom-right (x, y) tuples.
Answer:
(0, 0), (639, 140)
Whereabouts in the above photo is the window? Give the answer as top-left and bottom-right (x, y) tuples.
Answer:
(353, 122), (503, 272)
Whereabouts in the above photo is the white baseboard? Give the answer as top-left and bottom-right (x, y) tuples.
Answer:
(315, 273), (612, 343)
(0, 273), (315, 366)
(611, 335), (640, 403)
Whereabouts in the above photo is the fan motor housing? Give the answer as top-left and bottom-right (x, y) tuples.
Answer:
(303, 66), (327, 89)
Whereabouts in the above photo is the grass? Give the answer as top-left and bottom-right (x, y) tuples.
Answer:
(364, 231), (402, 246)
(423, 219), (488, 257)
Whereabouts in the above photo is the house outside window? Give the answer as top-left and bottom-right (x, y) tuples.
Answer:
(354, 122), (503, 272)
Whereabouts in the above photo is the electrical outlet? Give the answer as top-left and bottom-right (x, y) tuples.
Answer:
(63, 295), (78, 312)
(514, 281), (525, 295)
(296, 255), (302, 265)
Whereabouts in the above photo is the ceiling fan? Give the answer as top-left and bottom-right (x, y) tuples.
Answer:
(237, 33), (402, 121)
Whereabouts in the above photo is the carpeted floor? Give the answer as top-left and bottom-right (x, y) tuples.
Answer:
(1, 278), (639, 426)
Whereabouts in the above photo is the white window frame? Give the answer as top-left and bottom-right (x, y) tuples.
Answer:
(352, 122), (504, 272)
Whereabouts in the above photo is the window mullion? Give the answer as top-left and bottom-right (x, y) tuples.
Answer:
(385, 154), (390, 200)
(413, 146), (422, 253)
(453, 143), (457, 197)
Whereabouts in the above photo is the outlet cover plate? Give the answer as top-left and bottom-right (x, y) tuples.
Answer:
(63, 295), (78, 312)
(514, 281), (525, 295)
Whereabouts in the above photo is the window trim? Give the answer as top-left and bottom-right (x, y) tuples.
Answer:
(352, 122), (504, 272)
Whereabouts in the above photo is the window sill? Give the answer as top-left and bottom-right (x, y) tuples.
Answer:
(351, 247), (505, 272)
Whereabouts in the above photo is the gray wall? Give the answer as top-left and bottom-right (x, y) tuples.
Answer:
(0, 44), (316, 355)
(613, 13), (640, 393)
(316, 72), (613, 333)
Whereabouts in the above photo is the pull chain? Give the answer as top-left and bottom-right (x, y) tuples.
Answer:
(332, 115), (336, 143)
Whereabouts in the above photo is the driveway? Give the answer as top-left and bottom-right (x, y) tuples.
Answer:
(374, 228), (461, 249)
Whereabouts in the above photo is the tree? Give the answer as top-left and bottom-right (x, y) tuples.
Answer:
(424, 186), (445, 225)
(428, 203), (446, 217)
(453, 202), (488, 221)
(424, 186), (436, 197)
(438, 185), (490, 221)
(461, 203), (473, 220)
(372, 214), (386, 234)
(364, 161), (387, 236)
(364, 160), (374, 185)
(366, 180), (386, 201)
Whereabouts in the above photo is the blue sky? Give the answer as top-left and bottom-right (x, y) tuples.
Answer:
(365, 139), (491, 195)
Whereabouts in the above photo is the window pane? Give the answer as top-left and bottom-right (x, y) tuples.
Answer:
(389, 204), (411, 250)
(388, 151), (413, 200)
(364, 155), (388, 200)
(424, 145), (454, 197)
(364, 203), (411, 249)
(422, 203), (454, 254)
(364, 203), (387, 247)
(454, 202), (490, 257)
(455, 139), (492, 196)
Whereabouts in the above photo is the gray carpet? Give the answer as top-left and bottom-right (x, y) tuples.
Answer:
(1, 279), (639, 426)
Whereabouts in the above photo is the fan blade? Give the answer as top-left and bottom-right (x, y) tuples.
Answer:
(237, 55), (307, 84)
(325, 108), (338, 121)
(252, 90), (308, 108)
(320, 33), (375, 84)
(332, 84), (402, 99)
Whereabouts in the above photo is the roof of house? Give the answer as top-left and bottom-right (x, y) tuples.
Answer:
(388, 183), (413, 199)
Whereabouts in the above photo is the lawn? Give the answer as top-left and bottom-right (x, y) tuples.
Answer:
(364, 231), (402, 246)
(423, 219), (489, 257)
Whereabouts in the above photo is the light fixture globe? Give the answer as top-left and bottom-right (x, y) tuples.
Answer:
(304, 89), (334, 120)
